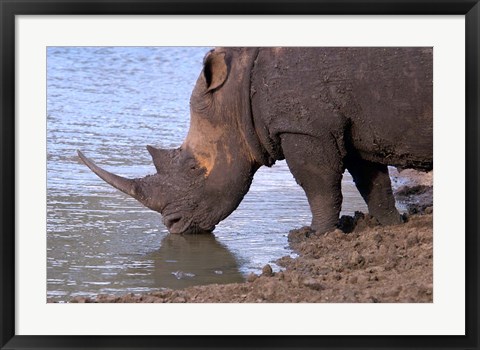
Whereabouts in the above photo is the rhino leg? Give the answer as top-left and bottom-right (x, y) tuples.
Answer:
(346, 157), (402, 225)
(281, 134), (343, 233)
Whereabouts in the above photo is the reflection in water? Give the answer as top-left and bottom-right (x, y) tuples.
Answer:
(149, 233), (244, 290)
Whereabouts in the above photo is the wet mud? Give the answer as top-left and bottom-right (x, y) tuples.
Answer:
(70, 171), (433, 303)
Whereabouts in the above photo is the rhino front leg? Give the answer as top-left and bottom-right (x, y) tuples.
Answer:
(281, 134), (343, 233)
(346, 157), (402, 225)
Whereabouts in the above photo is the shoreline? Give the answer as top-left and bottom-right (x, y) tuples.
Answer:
(70, 211), (433, 303)
(69, 170), (433, 303)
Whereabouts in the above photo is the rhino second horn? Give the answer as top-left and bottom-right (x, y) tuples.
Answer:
(77, 150), (143, 199)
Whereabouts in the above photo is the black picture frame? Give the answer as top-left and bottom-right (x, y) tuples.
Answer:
(1, 0), (479, 349)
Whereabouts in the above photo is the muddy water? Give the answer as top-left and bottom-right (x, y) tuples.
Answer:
(47, 47), (374, 302)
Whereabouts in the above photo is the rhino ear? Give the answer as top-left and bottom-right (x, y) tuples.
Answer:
(203, 51), (228, 92)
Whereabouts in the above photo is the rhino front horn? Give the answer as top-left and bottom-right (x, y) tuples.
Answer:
(77, 150), (144, 200)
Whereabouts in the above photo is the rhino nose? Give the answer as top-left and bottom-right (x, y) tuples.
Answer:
(163, 214), (182, 230)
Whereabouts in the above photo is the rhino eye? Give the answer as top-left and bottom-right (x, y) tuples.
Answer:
(190, 160), (200, 170)
(179, 154), (199, 170)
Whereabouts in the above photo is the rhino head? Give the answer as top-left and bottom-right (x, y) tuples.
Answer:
(78, 48), (268, 234)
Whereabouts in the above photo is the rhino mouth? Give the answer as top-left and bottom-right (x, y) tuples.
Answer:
(162, 213), (187, 234)
(163, 214), (214, 234)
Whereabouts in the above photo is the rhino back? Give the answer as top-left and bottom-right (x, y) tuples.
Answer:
(250, 47), (433, 170)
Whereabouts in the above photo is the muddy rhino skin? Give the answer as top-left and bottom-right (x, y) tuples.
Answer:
(79, 47), (432, 234)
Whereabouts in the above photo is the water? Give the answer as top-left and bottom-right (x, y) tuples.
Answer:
(47, 47), (371, 302)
